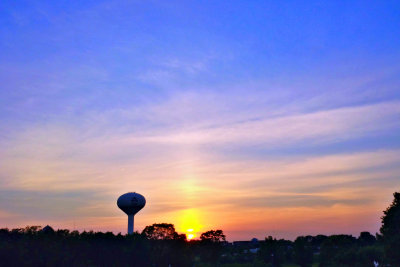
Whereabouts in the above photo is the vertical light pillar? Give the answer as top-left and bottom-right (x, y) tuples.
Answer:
(128, 214), (134, 234)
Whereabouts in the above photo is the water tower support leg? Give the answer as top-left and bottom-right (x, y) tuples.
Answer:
(128, 214), (134, 234)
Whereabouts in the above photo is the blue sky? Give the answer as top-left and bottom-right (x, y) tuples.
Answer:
(0, 0), (400, 240)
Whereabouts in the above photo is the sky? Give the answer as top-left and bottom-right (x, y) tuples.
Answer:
(0, 0), (400, 241)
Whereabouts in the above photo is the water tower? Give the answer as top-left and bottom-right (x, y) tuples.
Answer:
(117, 192), (146, 234)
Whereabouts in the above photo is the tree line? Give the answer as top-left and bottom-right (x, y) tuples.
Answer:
(0, 192), (399, 266)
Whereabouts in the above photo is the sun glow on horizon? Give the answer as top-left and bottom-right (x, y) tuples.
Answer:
(187, 229), (195, 240)
(174, 209), (203, 240)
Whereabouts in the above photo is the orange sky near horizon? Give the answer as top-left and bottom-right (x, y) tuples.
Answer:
(1, 136), (398, 240)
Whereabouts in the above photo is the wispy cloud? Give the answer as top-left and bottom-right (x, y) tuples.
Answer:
(118, 101), (400, 147)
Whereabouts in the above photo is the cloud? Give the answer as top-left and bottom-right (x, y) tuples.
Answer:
(86, 100), (400, 149)
(229, 194), (373, 208)
(0, 189), (115, 220)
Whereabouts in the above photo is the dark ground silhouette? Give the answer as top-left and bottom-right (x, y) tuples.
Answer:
(0, 192), (399, 267)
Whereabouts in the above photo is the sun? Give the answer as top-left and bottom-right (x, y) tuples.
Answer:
(177, 208), (202, 240)
(187, 233), (195, 240)
(186, 229), (196, 240)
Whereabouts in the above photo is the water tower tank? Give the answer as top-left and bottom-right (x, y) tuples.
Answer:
(117, 192), (146, 234)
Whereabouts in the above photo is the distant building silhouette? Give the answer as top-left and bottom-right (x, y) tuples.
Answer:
(41, 225), (54, 234)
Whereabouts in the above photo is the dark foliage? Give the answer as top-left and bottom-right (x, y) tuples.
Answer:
(141, 223), (190, 266)
(258, 236), (287, 267)
(200, 230), (226, 243)
(0, 226), (224, 267)
(0, 226), (388, 267)
(293, 236), (313, 267)
(0, 191), (398, 266)
(141, 223), (186, 241)
(198, 229), (227, 263)
(0, 226), (152, 267)
(318, 234), (383, 267)
(358, 231), (376, 246)
(380, 191), (400, 266)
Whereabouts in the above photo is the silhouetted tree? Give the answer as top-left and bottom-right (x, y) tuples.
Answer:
(23, 225), (42, 234)
(0, 226), (152, 266)
(258, 236), (286, 267)
(308, 234), (327, 251)
(1, 213), (396, 267)
(141, 223), (190, 266)
(357, 231), (376, 246)
(199, 229), (226, 263)
(141, 223), (184, 240)
(200, 229), (226, 243)
(356, 246), (383, 267)
(319, 235), (357, 267)
(380, 191), (400, 265)
(293, 236), (313, 267)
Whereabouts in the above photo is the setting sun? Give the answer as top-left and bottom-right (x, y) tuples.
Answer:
(187, 233), (195, 240)
(176, 209), (203, 234)
(187, 229), (195, 240)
